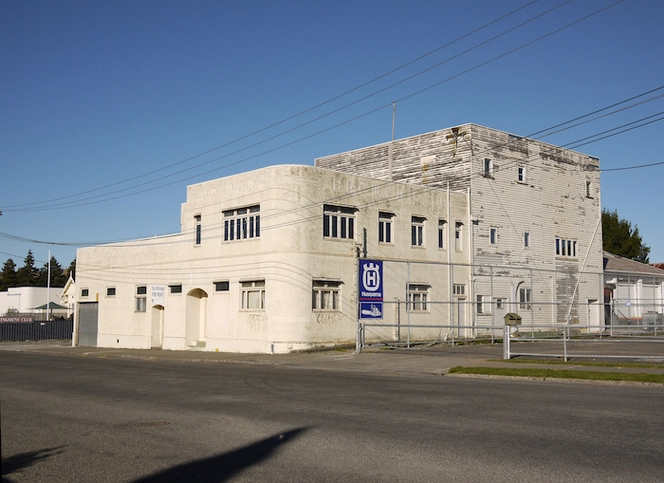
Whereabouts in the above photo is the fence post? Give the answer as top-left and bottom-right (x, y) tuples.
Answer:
(356, 322), (363, 354)
(503, 323), (510, 360)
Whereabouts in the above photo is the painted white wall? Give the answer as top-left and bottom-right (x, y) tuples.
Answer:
(76, 164), (470, 353)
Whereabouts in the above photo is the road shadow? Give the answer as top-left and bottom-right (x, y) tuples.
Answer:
(133, 427), (308, 482)
(2, 446), (66, 481)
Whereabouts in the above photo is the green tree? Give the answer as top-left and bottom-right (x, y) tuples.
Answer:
(602, 209), (650, 263)
(1, 258), (18, 290)
(16, 250), (40, 286)
(38, 256), (68, 287)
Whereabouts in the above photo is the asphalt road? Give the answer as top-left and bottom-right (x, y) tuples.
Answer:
(1, 351), (663, 482)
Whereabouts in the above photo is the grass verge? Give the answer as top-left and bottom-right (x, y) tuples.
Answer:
(448, 366), (664, 383)
(498, 359), (664, 369)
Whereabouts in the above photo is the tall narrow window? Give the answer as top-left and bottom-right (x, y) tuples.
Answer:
(524, 232), (530, 248)
(411, 216), (425, 247)
(476, 295), (485, 314)
(378, 212), (393, 244)
(194, 215), (202, 245)
(490, 228), (497, 245)
(455, 222), (463, 251)
(517, 165), (526, 183)
(323, 205), (355, 240)
(483, 158), (493, 177)
(519, 288), (532, 310)
(438, 219), (447, 249)
(135, 286), (147, 312)
(586, 180), (592, 198)
(224, 206), (260, 242)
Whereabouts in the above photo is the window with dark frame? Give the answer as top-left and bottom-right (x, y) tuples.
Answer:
(411, 216), (425, 247)
(224, 205), (260, 242)
(169, 284), (182, 294)
(517, 165), (526, 183)
(483, 158), (493, 177)
(214, 281), (230, 292)
(378, 212), (393, 244)
(438, 219), (446, 249)
(323, 205), (355, 240)
(194, 215), (202, 245)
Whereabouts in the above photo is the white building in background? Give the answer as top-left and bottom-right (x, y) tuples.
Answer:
(74, 124), (604, 353)
(0, 286), (68, 318)
(603, 252), (664, 326)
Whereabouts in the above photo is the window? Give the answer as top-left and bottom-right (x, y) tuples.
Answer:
(483, 158), (493, 177)
(241, 280), (265, 310)
(524, 232), (530, 248)
(408, 284), (429, 311)
(323, 205), (355, 240)
(411, 216), (425, 247)
(519, 287), (532, 310)
(555, 237), (577, 257)
(169, 284), (182, 294)
(378, 212), (393, 244)
(312, 281), (341, 311)
(438, 220), (446, 249)
(586, 180), (592, 198)
(194, 215), (202, 245)
(136, 286), (147, 312)
(106, 287), (116, 297)
(81, 288), (89, 297)
(517, 165), (526, 183)
(224, 205), (260, 241)
(476, 295), (486, 314)
(495, 297), (505, 309)
(453, 284), (465, 296)
(214, 281), (230, 292)
(455, 222), (463, 251)
(490, 228), (497, 245)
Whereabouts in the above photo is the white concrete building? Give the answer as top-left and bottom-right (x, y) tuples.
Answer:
(74, 124), (604, 353)
(75, 164), (470, 352)
(316, 123), (604, 333)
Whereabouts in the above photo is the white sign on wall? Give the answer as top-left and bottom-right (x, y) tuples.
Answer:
(152, 285), (165, 305)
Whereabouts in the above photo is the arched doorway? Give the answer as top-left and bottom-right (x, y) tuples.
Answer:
(186, 289), (208, 347)
(151, 305), (164, 349)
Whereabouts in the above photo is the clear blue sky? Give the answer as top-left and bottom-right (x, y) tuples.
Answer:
(1, 0), (663, 270)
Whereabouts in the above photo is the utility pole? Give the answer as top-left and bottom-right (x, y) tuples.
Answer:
(47, 250), (51, 321)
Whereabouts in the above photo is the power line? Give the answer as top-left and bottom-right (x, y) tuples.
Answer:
(4, 0), (616, 214)
(0, 1), (541, 213)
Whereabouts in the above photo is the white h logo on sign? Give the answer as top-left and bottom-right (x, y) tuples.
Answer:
(363, 263), (381, 292)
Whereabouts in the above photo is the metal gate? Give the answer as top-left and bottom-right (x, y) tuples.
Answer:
(78, 302), (99, 347)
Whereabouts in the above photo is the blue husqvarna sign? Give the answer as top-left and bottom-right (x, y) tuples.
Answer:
(359, 260), (383, 319)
